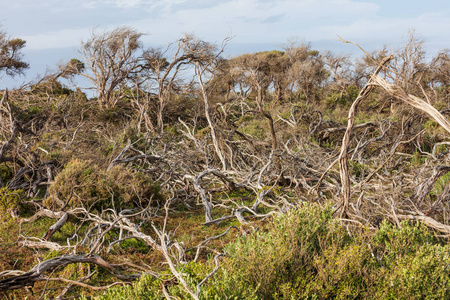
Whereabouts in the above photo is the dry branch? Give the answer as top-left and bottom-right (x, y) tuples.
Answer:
(397, 214), (450, 235)
(372, 75), (450, 134)
(42, 212), (68, 241)
(338, 55), (394, 217)
(0, 254), (140, 292)
(410, 165), (450, 203)
(193, 169), (239, 222)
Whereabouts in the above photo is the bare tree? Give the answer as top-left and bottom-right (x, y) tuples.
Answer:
(392, 30), (427, 90)
(230, 52), (278, 150)
(64, 27), (145, 109)
(143, 34), (216, 134)
(284, 42), (328, 103)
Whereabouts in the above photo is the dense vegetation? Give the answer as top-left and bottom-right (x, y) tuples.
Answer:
(0, 26), (449, 299)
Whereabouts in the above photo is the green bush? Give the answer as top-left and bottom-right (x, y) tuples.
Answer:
(92, 274), (163, 300)
(45, 159), (162, 211)
(206, 203), (343, 299)
(0, 187), (27, 221)
(373, 221), (450, 299)
(94, 204), (450, 299)
(0, 164), (13, 185)
(203, 204), (450, 299)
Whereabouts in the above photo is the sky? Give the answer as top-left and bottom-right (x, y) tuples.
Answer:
(1, 0), (450, 88)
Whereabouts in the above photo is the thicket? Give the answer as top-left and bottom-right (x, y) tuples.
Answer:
(0, 26), (449, 299)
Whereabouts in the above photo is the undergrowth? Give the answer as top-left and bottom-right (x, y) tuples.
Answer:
(98, 202), (450, 299)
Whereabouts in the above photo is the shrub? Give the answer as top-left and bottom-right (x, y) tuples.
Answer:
(45, 159), (162, 211)
(373, 221), (450, 299)
(92, 274), (163, 300)
(203, 205), (450, 299)
(92, 204), (450, 299)
(206, 203), (344, 299)
(0, 187), (27, 221)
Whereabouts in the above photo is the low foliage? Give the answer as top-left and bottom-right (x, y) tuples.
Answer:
(0, 187), (26, 221)
(44, 159), (162, 211)
(99, 203), (450, 299)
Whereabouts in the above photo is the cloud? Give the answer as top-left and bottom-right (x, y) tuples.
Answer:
(129, 0), (380, 43)
(261, 14), (285, 24)
(312, 11), (450, 50)
(1, 0), (449, 55)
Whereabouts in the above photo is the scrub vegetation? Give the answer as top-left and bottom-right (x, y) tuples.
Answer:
(0, 26), (449, 299)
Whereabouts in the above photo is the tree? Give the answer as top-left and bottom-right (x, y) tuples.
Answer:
(194, 37), (231, 170)
(284, 41), (328, 103)
(142, 34), (216, 134)
(429, 50), (450, 99)
(65, 27), (145, 109)
(230, 52), (279, 150)
(0, 27), (29, 77)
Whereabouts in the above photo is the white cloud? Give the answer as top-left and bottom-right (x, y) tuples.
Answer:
(2, 0), (449, 54)
(129, 0), (380, 44)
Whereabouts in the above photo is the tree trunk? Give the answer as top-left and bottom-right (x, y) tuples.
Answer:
(196, 63), (228, 170)
(256, 84), (277, 150)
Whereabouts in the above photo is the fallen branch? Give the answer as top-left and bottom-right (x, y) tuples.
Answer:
(0, 254), (140, 292)
(372, 75), (450, 133)
(397, 214), (450, 235)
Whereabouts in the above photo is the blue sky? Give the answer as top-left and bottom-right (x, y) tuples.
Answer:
(1, 0), (450, 88)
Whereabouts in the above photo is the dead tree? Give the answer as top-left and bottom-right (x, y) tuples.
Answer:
(338, 55), (394, 218)
(194, 37), (230, 170)
(144, 34), (216, 134)
(64, 27), (145, 109)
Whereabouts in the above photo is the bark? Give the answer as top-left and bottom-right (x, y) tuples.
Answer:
(42, 212), (68, 241)
(0, 254), (140, 292)
(338, 55), (393, 218)
(196, 62), (228, 170)
(372, 75), (450, 134)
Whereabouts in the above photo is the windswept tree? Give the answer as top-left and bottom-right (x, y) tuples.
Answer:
(142, 34), (216, 134)
(429, 50), (450, 98)
(63, 27), (145, 109)
(194, 37), (231, 170)
(230, 52), (279, 150)
(284, 41), (328, 103)
(0, 27), (29, 77)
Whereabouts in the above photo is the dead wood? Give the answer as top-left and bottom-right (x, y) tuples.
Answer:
(42, 212), (68, 241)
(0, 254), (140, 292)
(19, 238), (66, 251)
(409, 165), (450, 203)
(372, 75), (450, 134)
(320, 121), (378, 140)
(338, 54), (394, 218)
(397, 214), (450, 235)
(193, 169), (239, 222)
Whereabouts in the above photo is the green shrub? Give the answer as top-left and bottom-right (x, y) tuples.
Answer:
(0, 187), (27, 221)
(93, 274), (163, 300)
(203, 205), (450, 299)
(206, 203), (343, 299)
(45, 159), (162, 211)
(376, 243), (450, 299)
(373, 221), (450, 299)
(0, 164), (13, 184)
(92, 204), (450, 299)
